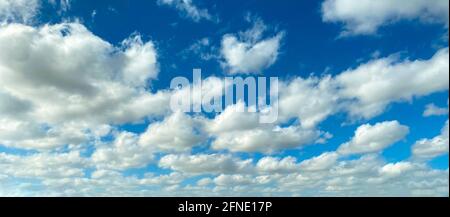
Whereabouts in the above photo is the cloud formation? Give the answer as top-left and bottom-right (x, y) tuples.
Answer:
(322, 0), (449, 36)
(157, 0), (215, 22)
(0, 1), (448, 197)
(337, 121), (409, 155)
(220, 17), (284, 74)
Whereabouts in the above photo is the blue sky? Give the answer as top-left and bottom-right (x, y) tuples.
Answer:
(0, 0), (448, 196)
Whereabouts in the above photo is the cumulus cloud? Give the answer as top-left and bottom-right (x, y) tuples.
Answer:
(322, 0), (449, 36)
(0, 151), (88, 179)
(338, 121), (409, 155)
(220, 17), (284, 74)
(0, 1), (448, 197)
(278, 76), (339, 128)
(336, 48), (449, 119)
(157, 0), (214, 22)
(207, 103), (322, 154)
(276, 48), (449, 127)
(92, 132), (154, 170)
(0, 22), (169, 149)
(214, 174), (254, 186)
(48, 0), (71, 13)
(256, 156), (299, 174)
(1, 149), (448, 196)
(299, 152), (339, 171)
(138, 112), (206, 152)
(412, 120), (449, 159)
(211, 125), (319, 154)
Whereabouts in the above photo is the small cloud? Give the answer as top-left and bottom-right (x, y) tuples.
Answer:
(423, 103), (449, 117)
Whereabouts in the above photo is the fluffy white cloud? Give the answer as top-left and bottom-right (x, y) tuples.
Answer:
(1, 150), (448, 196)
(412, 120), (449, 159)
(214, 174), (254, 186)
(0, 22), (169, 149)
(256, 156), (299, 174)
(92, 132), (154, 170)
(0, 1), (448, 197)
(138, 112), (206, 152)
(220, 18), (284, 74)
(299, 152), (339, 171)
(208, 103), (321, 153)
(205, 102), (260, 133)
(276, 48), (449, 127)
(159, 154), (253, 175)
(0, 119), (91, 150)
(37, 171), (188, 196)
(157, 0), (214, 22)
(171, 75), (228, 113)
(322, 0), (449, 36)
(278, 76), (339, 128)
(0, 151), (88, 179)
(338, 121), (409, 155)
(329, 154), (381, 176)
(336, 48), (449, 119)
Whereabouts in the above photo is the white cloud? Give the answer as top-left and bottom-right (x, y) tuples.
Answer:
(256, 156), (299, 174)
(0, 3), (448, 196)
(138, 112), (206, 153)
(206, 102), (324, 154)
(0, 22), (169, 149)
(336, 48), (449, 119)
(322, 0), (449, 36)
(0, 0), (39, 23)
(1, 150), (448, 196)
(278, 76), (339, 128)
(214, 174), (254, 186)
(120, 34), (159, 88)
(330, 154), (381, 176)
(276, 48), (449, 127)
(48, 0), (71, 13)
(368, 161), (416, 184)
(197, 177), (213, 186)
(0, 118), (90, 149)
(0, 151), (88, 179)
(412, 120), (449, 159)
(210, 125), (320, 154)
(423, 103), (448, 117)
(205, 102), (260, 133)
(171, 75), (228, 113)
(157, 0), (214, 22)
(220, 18), (284, 74)
(159, 154), (253, 175)
(92, 132), (154, 170)
(299, 152), (339, 171)
(338, 121), (409, 155)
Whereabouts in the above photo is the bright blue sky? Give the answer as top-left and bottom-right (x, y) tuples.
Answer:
(46, 0), (448, 167)
(0, 0), (448, 196)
